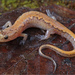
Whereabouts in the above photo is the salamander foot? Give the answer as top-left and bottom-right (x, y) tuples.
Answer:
(19, 40), (25, 45)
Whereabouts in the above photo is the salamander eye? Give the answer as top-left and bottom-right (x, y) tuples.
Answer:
(7, 25), (9, 27)
(4, 35), (8, 39)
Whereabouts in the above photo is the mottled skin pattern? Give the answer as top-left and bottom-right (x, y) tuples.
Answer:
(0, 11), (75, 72)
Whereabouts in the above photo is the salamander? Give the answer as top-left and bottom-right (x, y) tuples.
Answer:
(0, 11), (75, 72)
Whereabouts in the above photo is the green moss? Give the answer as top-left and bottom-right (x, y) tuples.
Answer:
(0, 0), (75, 13)
(12, 3), (18, 8)
(56, 0), (74, 9)
(1, 0), (17, 11)
(6, 0), (16, 5)
(1, 0), (5, 8)
(1, 0), (40, 12)
(56, 1), (65, 6)
(41, 0), (44, 3)
(21, 0), (39, 8)
(0, 13), (2, 15)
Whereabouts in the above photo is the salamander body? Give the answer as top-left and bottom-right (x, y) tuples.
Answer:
(0, 11), (75, 57)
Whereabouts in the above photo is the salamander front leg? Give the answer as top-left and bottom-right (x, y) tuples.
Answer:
(40, 28), (55, 41)
(19, 33), (28, 45)
(2, 21), (12, 29)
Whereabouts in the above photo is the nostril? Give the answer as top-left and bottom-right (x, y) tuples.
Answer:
(4, 35), (8, 39)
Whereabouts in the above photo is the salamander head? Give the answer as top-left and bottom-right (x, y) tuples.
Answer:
(0, 31), (9, 42)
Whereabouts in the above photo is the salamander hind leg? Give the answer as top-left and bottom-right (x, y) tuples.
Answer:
(2, 21), (12, 29)
(19, 33), (28, 45)
(40, 28), (55, 41)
